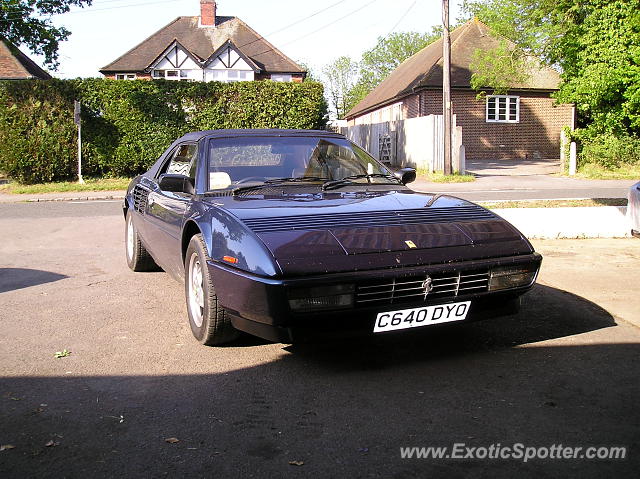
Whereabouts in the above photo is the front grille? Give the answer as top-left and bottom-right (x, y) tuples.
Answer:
(132, 185), (149, 214)
(242, 206), (495, 233)
(356, 269), (490, 306)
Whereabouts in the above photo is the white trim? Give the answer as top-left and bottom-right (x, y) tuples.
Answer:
(205, 69), (254, 83)
(115, 73), (136, 80)
(486, 95), (520, 123)
(270, 74), (292, 82)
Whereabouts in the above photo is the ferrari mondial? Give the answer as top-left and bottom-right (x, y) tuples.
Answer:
(124, 129), (541, 345)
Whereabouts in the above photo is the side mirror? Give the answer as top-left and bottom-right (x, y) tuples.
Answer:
(158, 174), (195, 195)
(393, 167), (416, 185)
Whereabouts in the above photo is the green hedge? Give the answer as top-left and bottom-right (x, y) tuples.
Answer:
(0, 79), (327, 183)
(571, 129), (640, 169)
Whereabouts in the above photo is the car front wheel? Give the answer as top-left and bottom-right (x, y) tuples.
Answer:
(125, 210), (159, 272)
(185, 234), (239, 345)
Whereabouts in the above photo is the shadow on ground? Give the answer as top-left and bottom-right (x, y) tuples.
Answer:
(0, 268), (68, 294)
(1, 285), (637, 478)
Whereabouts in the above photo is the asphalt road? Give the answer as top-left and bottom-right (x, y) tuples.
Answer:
(1, 202), (638, 478)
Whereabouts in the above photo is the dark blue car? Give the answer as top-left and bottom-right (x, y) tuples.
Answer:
(124, 129), (541, 345)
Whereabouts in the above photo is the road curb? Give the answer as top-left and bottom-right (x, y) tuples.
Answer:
(25, 194), (125, 203)
(494, 206), (631, 239)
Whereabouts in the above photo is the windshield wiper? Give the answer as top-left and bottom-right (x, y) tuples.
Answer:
(264, 176), (328, 184)
(232, 176), (328, 196)
(322, 173), (400, 191)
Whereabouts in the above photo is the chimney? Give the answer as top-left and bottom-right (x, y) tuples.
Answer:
(200, 0), (216, 27)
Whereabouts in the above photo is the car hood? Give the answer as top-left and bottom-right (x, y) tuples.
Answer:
(204, 189), (534, 275)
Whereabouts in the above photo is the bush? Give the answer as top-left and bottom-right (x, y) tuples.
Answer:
(0, 79), (327, 183)
(577, 133), (640, 169)
(0, 80), (78, 183)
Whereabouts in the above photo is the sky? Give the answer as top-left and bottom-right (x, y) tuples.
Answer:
(32, 0), (464, 79)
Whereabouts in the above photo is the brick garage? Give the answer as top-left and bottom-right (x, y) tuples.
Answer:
(346, 19), (574, 163)
(414, 90), (574, 160)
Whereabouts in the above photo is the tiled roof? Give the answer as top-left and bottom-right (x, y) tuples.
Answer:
(100, 16), (304, 74)
(0, 37), (52, 80)
(346, 19), (561, 119)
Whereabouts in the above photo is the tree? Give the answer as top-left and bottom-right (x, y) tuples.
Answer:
(463, 0), (640, 136)
(461, 0), (553, 58)
(322, 56), (358, 119)
(346, 30), (441, 112)
(0, 0), (93, 69)
(469, 39), (530, 98)
(295, 60), (321, 83)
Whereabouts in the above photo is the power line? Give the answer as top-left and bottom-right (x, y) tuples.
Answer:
(219, 0), (349, 54)
(251, 0), (381, 58)
(266, 0), (348, 38)
(360, 0), (418, 55)
(0, 0), (179, 21)
(383, 0), (417, 39)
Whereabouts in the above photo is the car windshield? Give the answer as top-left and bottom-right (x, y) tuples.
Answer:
(206, 136), (398, 191)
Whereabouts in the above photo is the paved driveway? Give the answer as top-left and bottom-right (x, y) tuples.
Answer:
(466, 159), (562, 176)
(0, 202), (638, 478)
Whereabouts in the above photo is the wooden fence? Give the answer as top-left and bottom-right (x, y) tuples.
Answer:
(341, 115), (464, 173)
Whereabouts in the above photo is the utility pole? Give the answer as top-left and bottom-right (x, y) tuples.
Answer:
(74, 100), (84, 184)
(442, 0), (452, 175)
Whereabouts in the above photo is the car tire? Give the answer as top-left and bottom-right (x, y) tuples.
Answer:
(185, 234), (239, 345)
(125, 210), (159, 272)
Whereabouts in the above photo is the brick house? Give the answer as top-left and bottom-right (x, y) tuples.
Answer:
(0, 36), (51, 80)
(345, 20), (574, 161)
(100, 0), (305, 83)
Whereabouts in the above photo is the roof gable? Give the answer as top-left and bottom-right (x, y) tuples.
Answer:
(0, 37), (51, 80)
(346, 20), (561, 119)
(204, 40), (259, 71)
(100, 16), (304, 75)
(148, 40), (202, 70)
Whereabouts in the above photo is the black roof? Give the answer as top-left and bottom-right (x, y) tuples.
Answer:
(179, 129), (344, 142)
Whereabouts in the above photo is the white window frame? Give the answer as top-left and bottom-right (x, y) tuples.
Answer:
(270, 74), (292, 82)
(116, 73), (136, 80)
(486, 95), (520, 123)
(209, 69), (252, 83)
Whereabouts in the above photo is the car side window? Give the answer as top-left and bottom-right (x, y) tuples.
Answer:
(159, 144), (198, 179)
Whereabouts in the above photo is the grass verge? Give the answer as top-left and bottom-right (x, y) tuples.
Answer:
(0, 177), (131, 194)
(571, 163), (640, 180)
(416, 170), (476, 183)
(479, 198), (628, 209)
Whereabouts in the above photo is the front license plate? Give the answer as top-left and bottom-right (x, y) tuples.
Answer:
(373, 301), (471, 333)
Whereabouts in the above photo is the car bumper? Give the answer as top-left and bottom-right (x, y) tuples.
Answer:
(208, 253), (541, 343)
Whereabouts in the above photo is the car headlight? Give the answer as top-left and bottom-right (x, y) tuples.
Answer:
(288, 284), (355, 312)
(489, 264), (538, 291)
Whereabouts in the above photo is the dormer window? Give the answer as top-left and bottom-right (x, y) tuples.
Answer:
(204, 41), (256, 83)
(150, 42), (200, 82)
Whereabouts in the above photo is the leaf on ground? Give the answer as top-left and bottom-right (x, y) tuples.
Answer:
(1, 444), (16, 451)
(288, 460), (304, 466)
(165, 437), (180, 444)
(54, 349), (71, 359)
(44, 440), (59, 447)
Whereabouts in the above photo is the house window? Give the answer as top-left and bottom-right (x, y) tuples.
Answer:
(211, 70), (251, 83)
(153, 70), (191, 81)
(486, 95), (519, 123)
(115, 74), (136, 80)
(270, 74), (292, 82)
